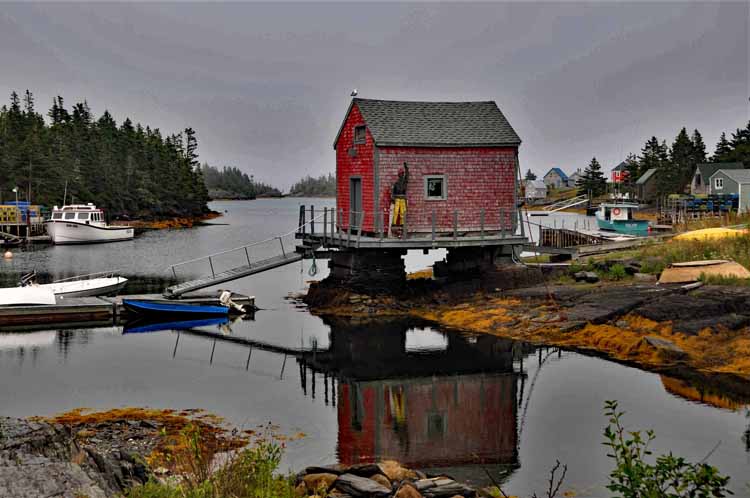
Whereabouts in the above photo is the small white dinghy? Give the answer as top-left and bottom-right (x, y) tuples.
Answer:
(0, 286), (56, 306)
(19, 271), (128, 298)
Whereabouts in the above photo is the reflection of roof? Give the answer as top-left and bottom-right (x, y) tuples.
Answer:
(696, 162), (744, 181)
(335, 98), (521, 148)
(544, 167), (568, 181)
(612, 161), (628, 172)
(712, 169), (750, 184)
(636, 168), (658, 185)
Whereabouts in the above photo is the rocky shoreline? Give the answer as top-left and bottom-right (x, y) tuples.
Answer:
(0, 414), (491, 498)
(303, 270), (750, 383)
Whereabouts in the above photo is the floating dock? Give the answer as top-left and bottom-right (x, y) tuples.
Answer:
(0, 293), (255, 329)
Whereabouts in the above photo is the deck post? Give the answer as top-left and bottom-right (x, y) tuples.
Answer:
(300, 205), (306, 235)
(311, 205), (315, 235)
(500, 208), (506, 237)
(338, 209), (344, 245)
(323, 208), (328, 245)
(357, 211), (364, 248)
(208, 257), (215, 278)
(403, 210), (408, 239)
(379, 211), (385, 241)
(331, 210), (335, 244)
(453, 210), (458, 241)
(431, 209), (436, 243)
(480, 208), (485, 246)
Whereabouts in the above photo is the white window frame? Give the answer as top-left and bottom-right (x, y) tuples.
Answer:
(714, 177), (724, 190)
(424, 175), (447, 201)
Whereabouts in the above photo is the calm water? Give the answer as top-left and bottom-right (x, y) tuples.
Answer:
(1, 199), (749, 496)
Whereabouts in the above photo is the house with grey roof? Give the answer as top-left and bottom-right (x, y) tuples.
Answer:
(543, 167), (568, 189)
(690, 162), (744, 195)
(334, 98), (522, 234)
(708, 169), (750, 212)
(635, 168), (659, 203)
(525, 179), (547, 203)
(567, 168), (583, 188)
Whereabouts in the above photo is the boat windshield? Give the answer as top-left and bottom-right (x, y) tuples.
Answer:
(52, 213), (62, 220)
(64, 212), (75, 220)
(77, 213), (89, 220)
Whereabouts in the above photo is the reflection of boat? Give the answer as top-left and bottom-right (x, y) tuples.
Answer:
(595, 203), (649, 235)
(20, 271), (128, 297)
(124, 316), (229, 333)
(123, 299), (229, 318)
(0, 331), (56, 350)
(0, 286), (56, 306)
(45, 203), (134, 244)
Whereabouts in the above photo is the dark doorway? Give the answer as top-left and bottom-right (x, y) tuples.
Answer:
(350, 177), (362, 231)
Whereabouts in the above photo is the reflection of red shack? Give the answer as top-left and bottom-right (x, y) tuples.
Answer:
(338, 374), (517, 468)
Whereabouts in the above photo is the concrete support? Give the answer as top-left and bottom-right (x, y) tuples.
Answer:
(328, 249), (406, 293)
(434, 245), (517, 279)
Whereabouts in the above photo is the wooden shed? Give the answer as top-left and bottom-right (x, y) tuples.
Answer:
(333, 98), (521, 235)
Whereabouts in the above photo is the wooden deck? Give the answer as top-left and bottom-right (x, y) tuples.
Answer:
(297, 231), (527, 250)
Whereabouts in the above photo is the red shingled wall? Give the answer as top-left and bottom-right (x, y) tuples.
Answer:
(336, 104), (376, 232)
(377, 146), (517, 233)
(335, 103), (518, 234)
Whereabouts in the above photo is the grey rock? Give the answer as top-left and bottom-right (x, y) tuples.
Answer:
(633, 272), (657, 282)
(335, 473), (392, 497)
(644, 336), (687, 358)
(423, 482), (475, 498)
(573, 271), (599, 283)
(414, 479), (437, 491)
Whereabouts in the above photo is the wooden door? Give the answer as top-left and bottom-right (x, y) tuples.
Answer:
(350, 177), (362, 231)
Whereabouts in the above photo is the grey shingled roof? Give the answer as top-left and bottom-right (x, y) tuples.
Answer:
(334, 98), (521, 148)
(713, 169), (750, 184)
(696, 162), (744, 182)
(636, 168), (658, 185)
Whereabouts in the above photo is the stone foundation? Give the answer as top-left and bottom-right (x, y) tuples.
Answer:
(328, 249), (407, 293)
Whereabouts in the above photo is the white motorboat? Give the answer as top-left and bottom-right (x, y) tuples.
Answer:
(45, 203), (134, 244)
(20, 271), (128, 298)
(0, 286), (56, 306)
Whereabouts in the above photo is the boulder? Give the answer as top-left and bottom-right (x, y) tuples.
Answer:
(423, 482), (475, 498)
(379, 459), (417, 482)
(303, 464), (346, 476)
(395, 483), (424, 498)
(347, 463), (385, 478)
(633, 273), (657, 282)
(334, 473), (392, 498)
(370, 474), (393, 489)
(644, 336), (687, 359)
(303, 473), (339, 492)
(573, 271), (599, 283)
(414, 479), (437, 492)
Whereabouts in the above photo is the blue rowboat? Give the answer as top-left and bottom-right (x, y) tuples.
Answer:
(123, 299), (229, 318)
(124, 316), (229, 334)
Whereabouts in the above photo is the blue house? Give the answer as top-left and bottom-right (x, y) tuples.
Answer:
(543, 167), (568, 189)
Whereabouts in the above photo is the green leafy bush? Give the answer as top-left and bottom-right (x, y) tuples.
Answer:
(607, 264), (628, 281)
(603, 400), (732, 497)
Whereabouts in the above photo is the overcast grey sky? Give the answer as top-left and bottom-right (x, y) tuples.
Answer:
(1, 2), (747, 188)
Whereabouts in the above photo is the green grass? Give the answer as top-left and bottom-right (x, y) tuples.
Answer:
(127, 424), (296, 498)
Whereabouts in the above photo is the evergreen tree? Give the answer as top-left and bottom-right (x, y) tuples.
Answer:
(576, 157), (607, 197)
(622, 153), (640, 194)
(691, 129), (706, 164)
(713, 132), (732, 161)
(524, 169), (537, 181)
(669, 127), (695, 194)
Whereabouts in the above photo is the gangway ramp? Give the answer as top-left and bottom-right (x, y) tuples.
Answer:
(164, 214), (324, 298)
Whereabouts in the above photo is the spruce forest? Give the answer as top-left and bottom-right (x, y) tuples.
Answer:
(0, 91), (210, 218)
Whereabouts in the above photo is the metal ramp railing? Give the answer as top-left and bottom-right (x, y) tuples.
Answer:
(163, 212), (325, 298)
(541, 194), (589, 213)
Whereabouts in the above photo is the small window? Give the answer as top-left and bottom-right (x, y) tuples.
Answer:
(715, 177), (724, 190)
(77, 212), (89, 220)
(64, 212), (76, 220)
(425, 175), (447, 200)
(353, 125), (366, 144)
(52, 213), (62, 220)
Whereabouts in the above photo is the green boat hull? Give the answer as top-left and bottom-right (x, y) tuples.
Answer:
(596, 218), (649, 236)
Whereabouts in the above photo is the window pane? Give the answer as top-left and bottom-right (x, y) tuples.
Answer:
(52, 213), (62, 219)
(77, 213), (89, 220)
(427, 178), (443, 198)
(64, 212), (75, 220)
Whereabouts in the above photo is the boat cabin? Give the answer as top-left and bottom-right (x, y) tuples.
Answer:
(597, 203), (638, 222)
(333, 98), (522, 236)
(50, 204), (105, 225)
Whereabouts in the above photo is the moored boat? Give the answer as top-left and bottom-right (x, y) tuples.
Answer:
(0, 287), (56, 306)
(595, 203), (650, 236)
(123, 299), (229, 318)
(45, 203), (134, 245)
(20, 271), (128, 298)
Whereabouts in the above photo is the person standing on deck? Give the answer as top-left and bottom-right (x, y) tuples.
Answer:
(390, 163), (409, 235)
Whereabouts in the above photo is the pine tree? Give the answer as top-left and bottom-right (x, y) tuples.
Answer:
(670, 127), (694, 193)
(576, 157), (607, 197)
(713, 132), (732, 161)
(524, 169), (537, 181)
(622, 153), (640, 193)
(691, 129), (706, 164)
